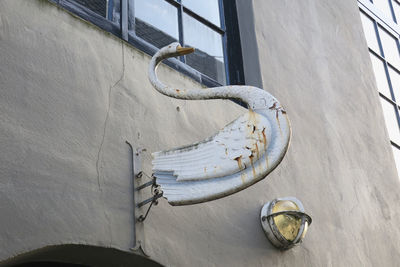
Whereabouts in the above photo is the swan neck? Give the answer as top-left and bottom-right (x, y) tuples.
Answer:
(149, 51), (166, 91)
(148, 51), (252, 105)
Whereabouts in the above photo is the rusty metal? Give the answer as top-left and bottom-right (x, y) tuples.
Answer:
(134, 170), (162, 221)
(136, 179), (155, 191)
(137, 191), (163, 208)
(137, 192), (163, 222)
(148, 43), (291, 206)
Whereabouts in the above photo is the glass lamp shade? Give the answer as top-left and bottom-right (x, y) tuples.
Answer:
(260, 197), (311, 249)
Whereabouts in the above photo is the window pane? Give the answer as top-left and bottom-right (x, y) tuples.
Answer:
(360, 12), (380, 53)
(391, 145), (400, 175)
(183, 13), (226, 84)
(380, 97), (400, 144)
(373, 0), (394, 21)
(393, 1), (400, 23)
(370, 53), (392, 97)
(182, 0), (221, 27)
(378, 27), (400, 68)
(388, 66), (400, 101)
(75, 0), (107, 17)
(134, 0), (179, 48)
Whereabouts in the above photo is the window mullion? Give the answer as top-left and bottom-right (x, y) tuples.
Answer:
(182, 6), (224, 34)
(218, 0), (229, 84)
(107, 0), (114, 20)
(177, 3), (185, 62)
(389, 0), (398, 23)
(121, 0), (128, 40)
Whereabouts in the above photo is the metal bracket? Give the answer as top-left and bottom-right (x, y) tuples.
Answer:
(137, 192), (163, 222)
(136, 174), (163, 222)
(126, 141), (149, 256)
(126, 141), (163, 256)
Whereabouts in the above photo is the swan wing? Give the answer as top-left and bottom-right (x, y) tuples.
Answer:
(152, 110), (272, 181)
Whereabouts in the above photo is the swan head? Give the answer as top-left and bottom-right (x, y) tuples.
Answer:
(159, 42), (195, 59)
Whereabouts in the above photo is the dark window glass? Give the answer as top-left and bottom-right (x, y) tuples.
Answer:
(132, 0), (228, 84)
(182, 0), (221, 26)
(54, 0), (243, 86)
(134, 0), (179, 48)
(183, 13), (225, 84)
(75, 0), (107, 17)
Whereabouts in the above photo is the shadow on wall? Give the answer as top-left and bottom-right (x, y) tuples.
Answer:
(0, 244), (163, 267)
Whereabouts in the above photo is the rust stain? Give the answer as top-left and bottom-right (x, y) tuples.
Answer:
(249, 109), (256, 121)
(175, 89), (180, 93)
(234, 155), (244, 170)
(240, 172), (247, 184)
(266, 154), (269, 169)
(248, 109), (259, 126)
(258, 158), (263, 173)
(252, 125), (256, 133)
(255, 143), (260, 159)
(262, 128), (267, 149)
(276, 117), (282, 136)
(204, 167), (207, 173)
(249, 154), (256, 177)
(269, 103), (286, 136)
(225, 148), (228, 155)
(269, 102), (277, 110)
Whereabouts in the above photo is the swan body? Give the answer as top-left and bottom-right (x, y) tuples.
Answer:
(149, 43), (291, 206)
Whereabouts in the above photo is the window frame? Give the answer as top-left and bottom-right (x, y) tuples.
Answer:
(359, 0), (400, 173)
(48, 0), (244, 87)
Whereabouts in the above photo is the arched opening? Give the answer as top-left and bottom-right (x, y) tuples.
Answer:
(1, 244), (163, 267)
(14, 262), (88, 267)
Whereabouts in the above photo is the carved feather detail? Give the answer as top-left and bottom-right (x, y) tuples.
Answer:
(148, 43), (291, 205)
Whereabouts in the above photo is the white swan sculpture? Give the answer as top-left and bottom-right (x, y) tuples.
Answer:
(149, 43), (291, 206)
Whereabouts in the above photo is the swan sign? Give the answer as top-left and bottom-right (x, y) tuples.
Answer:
(149, 43), (291, 206)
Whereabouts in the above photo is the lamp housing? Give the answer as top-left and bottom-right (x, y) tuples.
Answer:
(260, 197), (311, 249)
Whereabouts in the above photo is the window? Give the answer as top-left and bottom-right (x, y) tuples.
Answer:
(359, 0), (400, 175)
(49, 0), (244, 87)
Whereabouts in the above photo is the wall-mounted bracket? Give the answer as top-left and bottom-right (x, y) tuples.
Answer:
(126, 141), (163, 257)
(136, 173), (163, 222)
(137, 192), (163, 222)
(126, 141), (148, 256)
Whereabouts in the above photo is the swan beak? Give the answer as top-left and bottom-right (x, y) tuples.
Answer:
(177, 45), (195, 55)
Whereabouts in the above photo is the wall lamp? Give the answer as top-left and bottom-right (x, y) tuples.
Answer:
(260, 197), (312, 249)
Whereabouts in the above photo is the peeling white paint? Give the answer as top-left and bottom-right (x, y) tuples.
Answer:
(149, 43), (291, 205)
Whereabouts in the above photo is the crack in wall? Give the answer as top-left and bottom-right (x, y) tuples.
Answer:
(95, 41), (126, 246)
(96, 42), (126, 191)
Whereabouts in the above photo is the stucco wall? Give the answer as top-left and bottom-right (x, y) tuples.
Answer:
(245, 0), (400, 266)
(1, 0), (400, 266)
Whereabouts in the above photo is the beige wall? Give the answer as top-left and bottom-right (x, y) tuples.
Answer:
(247, 0), (400, 266)
(1, 0), (400, 266)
